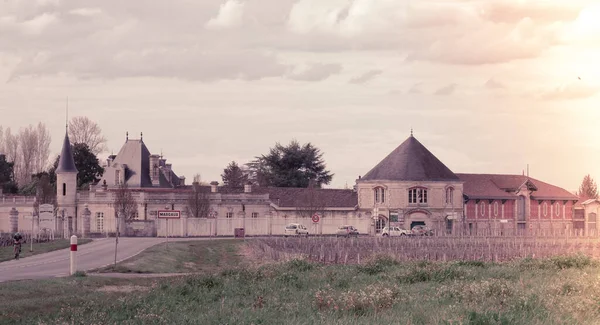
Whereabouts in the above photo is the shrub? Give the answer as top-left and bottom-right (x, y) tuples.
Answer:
(288, 259), (314, 272)
(314, 284), (398, 316)
(72, 271), (86, 277)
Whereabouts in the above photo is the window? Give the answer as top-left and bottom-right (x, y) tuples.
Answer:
(555, 203), (561, 217)
(252, 212), (259, 218)
(543, 202), (548, 216)
(493, 202), (499, 216)
(408, 188), (428, 204)
(374, 187), (385, 203)
(445, 188), (454, 204)
(96, 212), (104, 232)
(226, 212), (233, 218)
(132, 211), (139, 220)
(62, 183), (66, 196)
(517, 196), (526, 221)
(480, 202), (485, 216)
(115, 170), (121, 184)
(446, 219), (453, 234)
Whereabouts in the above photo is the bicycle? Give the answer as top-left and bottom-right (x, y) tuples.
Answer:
(13, 241), (22, 260)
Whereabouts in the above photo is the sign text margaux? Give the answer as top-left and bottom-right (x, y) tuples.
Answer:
(158, 210), (181, 219)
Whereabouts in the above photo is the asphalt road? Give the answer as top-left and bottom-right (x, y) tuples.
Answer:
(0, 237), (193, 282)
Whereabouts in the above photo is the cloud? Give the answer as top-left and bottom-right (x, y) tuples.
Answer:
(9, 48), (290, 82)
(408, 83), (422, 94)
(349, 69), (382, 84)
(69, 8), (103, 17)
(287, 63), (342, 81)
(434, 83), (457, 96)
(205, 0), (246, 30)
(18, 13), (58, 35)
(540, 82), (599, 100)
(485, 78), (505, 89)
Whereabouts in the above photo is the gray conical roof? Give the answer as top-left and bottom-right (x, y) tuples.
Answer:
(361, 135), (458, 181)
(56, 132), (78, 173)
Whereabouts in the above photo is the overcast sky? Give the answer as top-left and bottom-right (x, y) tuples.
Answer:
(1, 0), (599, 191)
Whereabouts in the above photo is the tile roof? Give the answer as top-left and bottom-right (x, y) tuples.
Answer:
(457, 173), (578, 201)
(56, 132), (78, 173)
(361, 136), (459, 182)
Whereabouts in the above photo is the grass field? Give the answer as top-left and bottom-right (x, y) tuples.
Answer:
(0, 238), (93, 262)
(97, 239), (246, 273)
(3, 239), (600, 324)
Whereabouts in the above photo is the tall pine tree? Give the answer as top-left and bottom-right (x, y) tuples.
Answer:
(577, 174), (599, 200)
(221, 161), (248, 188)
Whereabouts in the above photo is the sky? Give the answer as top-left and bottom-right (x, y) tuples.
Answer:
(1, 0), (599, 192)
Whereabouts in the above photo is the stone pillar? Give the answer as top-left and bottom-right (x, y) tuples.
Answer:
(9, 207), (18, 233)
(181, 212), (188, 237)
(82, 205), (91, 238)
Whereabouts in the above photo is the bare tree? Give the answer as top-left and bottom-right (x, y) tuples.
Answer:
(18, 125), (38, 184)
(112, 182), (138, 266)
(69, 116), (108, 155)
(0, 126), (4, 154)
(187, 181), (211, 217)
(35, 123), (51, 174)
(296, 182), (327, 219)
(4, 128), (20, 184)
(113, 182), (138, 222)
(32, 173), (56, 216)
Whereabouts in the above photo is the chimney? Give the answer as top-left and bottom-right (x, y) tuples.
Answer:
(179, 176), (186, 186)
(149, 154), (160, 186)
(244, 181), (252, 193)
(210, 181), (219, 193)
(165, 163), (172, 184)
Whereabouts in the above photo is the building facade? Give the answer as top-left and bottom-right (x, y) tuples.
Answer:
(0, 130), (583, 237)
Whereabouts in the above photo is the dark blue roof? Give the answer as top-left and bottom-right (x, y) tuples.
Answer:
(56, 132), (78, 173)
(361, 135), (459, 182)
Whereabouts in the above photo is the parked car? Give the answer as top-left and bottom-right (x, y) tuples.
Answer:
(284, 223), (309, 237)
(411, 225), (434, 236)
(381, 226), (411, 237)
(336, 225), (360, 238)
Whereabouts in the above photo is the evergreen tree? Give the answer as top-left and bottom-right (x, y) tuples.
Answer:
(49, 143), (104, 189)
(247, 140), (333, 188)
(0, 154), (17, 193)
(221, 161), (248, 188)
(577, 174), (599, 200)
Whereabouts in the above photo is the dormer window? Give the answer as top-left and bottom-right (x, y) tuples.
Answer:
(409, 187), (427, 204)
(374, 187), (385, 204)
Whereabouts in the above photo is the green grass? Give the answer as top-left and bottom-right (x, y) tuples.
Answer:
(0, 238), (93, 262)
(97, 239), (245, 273)
(2, 253), (600, 324)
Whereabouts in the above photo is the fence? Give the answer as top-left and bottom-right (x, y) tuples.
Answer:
(251, 236), (600, 264)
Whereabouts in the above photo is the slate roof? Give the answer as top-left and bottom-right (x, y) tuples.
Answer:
(56, 132), (78, 173)
(361, 136), (459, 182)
(165, 185), (358, 208)
(260, 187), (358, 208)
(118, 140), (152, 187)
(457, 173), (578, 201)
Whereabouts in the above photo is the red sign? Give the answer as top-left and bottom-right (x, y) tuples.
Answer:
(312, 214), (320, 223)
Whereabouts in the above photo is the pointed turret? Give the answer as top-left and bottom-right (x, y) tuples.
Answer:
(56, 132), (78, 173)
(56, 130), (78, 238)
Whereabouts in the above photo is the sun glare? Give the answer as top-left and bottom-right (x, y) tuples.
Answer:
(572, 4), (600, 38)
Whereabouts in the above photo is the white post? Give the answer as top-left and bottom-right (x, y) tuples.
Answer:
(70, 235), (77, 275)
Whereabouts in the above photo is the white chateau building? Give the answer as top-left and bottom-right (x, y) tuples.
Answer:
(0, 129), (589, 237)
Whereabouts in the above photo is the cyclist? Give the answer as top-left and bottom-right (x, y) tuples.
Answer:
(13, 232), (23, 259)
